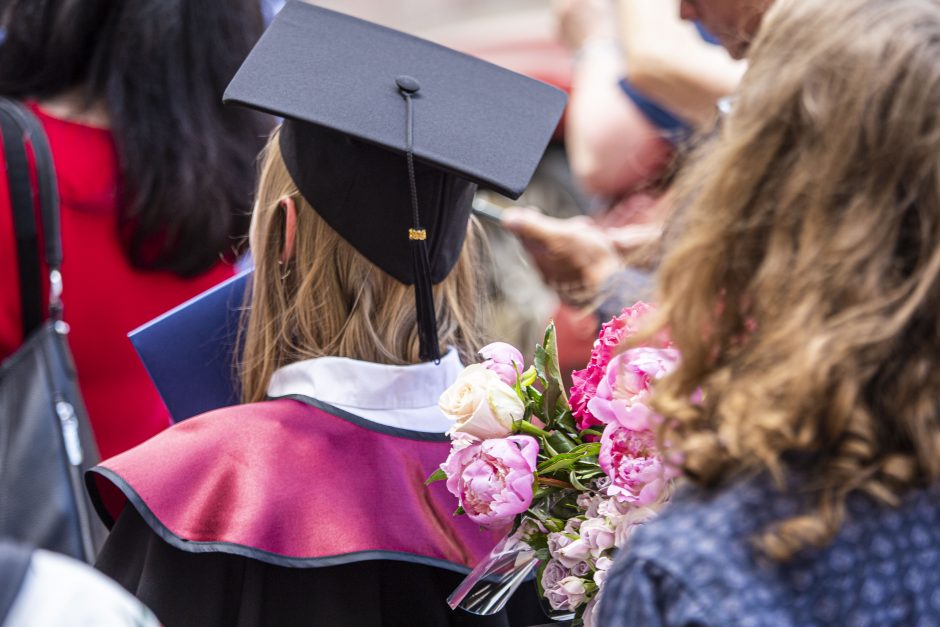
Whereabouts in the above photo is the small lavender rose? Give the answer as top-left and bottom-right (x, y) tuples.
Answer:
(579, 517), (616, 555)
(593, 556), (614, 587)
(546, 577), (589, 611)
(587, 348), (679, 429)
(564, 517), (584, 534)
(578, 492), (603, 518)
(540, 559), (569, 592)
(599, 423), (675, 506)
(582, 594), (601, 627)
(596, 494), (630, 518)
(556, 538), (593, 569)
(442, 435), (539, 526)
(479, 342), (525, 387)
(571, 561), (592, 577)
(440, 364), (524, 440)
(547, 531), (574, 558)
(613, 505), (660, 547)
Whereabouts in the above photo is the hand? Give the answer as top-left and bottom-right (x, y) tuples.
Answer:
(501, 207), (622, 305)
(554, 0), (616, 52)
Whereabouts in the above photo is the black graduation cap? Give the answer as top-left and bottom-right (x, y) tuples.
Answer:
(224, 0), (566, 362)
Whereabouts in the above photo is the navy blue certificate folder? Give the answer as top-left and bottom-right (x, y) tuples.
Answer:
(129, 269), (251, 422)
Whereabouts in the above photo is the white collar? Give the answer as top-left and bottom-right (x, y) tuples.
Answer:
(266, 350), (463, 432)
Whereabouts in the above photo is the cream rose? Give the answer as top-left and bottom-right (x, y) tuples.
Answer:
(439, 364), (524, 439)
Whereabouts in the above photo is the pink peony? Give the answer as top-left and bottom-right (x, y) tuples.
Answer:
(479, 342), (525, 387)
(569, 302), (667, 431)
(443, 435), (539, 527)
(598, 424), (673, 506)
(586, 348), (679, 430)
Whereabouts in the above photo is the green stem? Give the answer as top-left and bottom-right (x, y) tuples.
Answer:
(537, 476), (574, 490)
(516, 420), (551, 439)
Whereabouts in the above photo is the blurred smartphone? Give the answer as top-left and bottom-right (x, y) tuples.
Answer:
(471, 198), (505, 226)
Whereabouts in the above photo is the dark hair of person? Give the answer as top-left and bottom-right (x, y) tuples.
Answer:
(0, 0), (270, 276)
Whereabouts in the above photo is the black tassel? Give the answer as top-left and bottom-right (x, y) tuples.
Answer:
(411, 235), (440, 362)
(397, 75), (440, 363)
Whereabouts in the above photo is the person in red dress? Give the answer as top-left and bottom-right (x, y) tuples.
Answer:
(0, 0), (271, 459)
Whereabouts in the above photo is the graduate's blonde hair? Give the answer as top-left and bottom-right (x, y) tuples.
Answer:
(239, 128), (485, 403)
(646, 0), (940, 560)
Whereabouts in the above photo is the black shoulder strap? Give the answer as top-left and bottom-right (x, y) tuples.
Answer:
(0, 98), (62, 339)
(0, 100), (41, 339)
(0, 540), (33, 622)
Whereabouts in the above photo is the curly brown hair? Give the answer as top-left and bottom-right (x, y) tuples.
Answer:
(649, 0), (940, 560)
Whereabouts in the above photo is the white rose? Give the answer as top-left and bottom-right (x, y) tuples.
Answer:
(439, 364), (524, 439)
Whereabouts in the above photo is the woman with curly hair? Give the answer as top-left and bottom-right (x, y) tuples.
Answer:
(600, 0), (940, 624)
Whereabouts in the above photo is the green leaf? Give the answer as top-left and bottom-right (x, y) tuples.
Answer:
(574, 469), (605, 482)
(544, 517), (565, 533)
(519, 365), (538, 388)
(526, 532), (549, 553)
(556, 409), (579, 434)
(534, 322), (571, 429)
(578, 428), (604, 439)
(536, 443), (598, 474)
(569, 469), (589, 491)
(425, 468), (447, 485)
(453, 505), (465, 516)
(547, 430), (577, 454)
(538, 457), (579, 475)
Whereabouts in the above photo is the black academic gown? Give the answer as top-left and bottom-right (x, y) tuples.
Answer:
(97, 507), (550, 627)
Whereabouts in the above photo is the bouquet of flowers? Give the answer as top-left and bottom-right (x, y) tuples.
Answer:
(429, 302), (680, 625)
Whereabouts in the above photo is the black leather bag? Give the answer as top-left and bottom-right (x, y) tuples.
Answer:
(0, 98), (105, 563)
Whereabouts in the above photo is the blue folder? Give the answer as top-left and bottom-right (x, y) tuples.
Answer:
(129, 269), (251, 422)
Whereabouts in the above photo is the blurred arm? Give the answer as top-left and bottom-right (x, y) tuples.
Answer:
(617, 0), (745, 126)
(556, 0), (673, 197)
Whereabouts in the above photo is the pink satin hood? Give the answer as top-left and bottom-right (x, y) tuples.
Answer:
(87, 397), (503, 571)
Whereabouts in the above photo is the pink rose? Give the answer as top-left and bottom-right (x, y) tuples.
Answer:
(599, 424), (674, 506)
(443, 435), (539, 526)
(479, 342), (525, 387)
(587, 349), (679, 429)
(569, 302), (669, 430)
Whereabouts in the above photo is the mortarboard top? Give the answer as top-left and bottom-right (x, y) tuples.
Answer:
(223, 0), (565, 199)
(223, 1), (566, 360)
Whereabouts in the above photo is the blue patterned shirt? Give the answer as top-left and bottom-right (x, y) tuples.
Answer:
(599, 475), (940, 626)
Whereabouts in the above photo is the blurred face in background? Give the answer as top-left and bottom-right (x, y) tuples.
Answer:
(679, 0), (772, 58)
